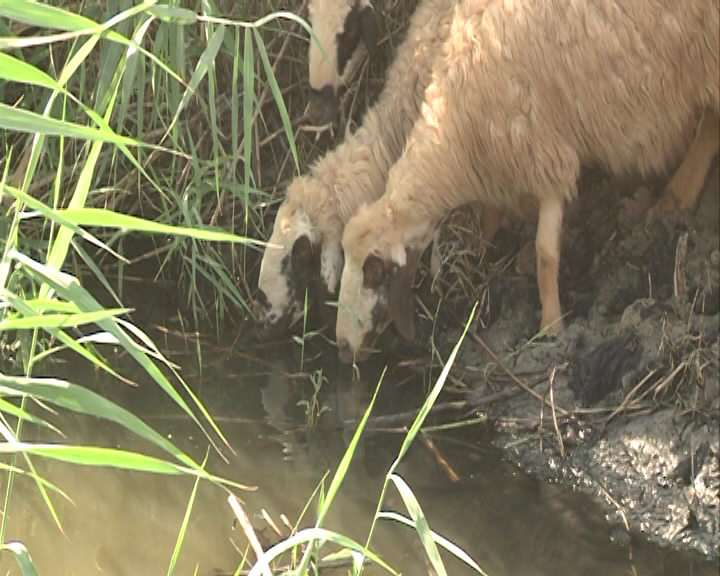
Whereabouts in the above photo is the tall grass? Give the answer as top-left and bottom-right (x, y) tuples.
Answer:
(0, 0), (307, 572)
(1, 0), (487, 574)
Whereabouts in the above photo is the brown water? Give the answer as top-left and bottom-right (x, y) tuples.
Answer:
(1, 326), (718, 576)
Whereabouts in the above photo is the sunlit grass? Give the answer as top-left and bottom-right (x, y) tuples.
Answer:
(0, 0), (307, 573)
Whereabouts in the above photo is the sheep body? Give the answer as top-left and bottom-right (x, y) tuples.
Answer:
(335, 0), (719, 362)
(255, 0), (462, 335)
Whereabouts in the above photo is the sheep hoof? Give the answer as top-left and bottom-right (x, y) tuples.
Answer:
(539, 319), (565, 339)
(646, 190), (693, 233)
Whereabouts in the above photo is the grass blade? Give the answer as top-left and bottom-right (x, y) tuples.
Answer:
(0, 542), (38, 576)
(248, 527), (397, 576)
(388, 473), (446, 576)
(0, 309), (130, 330)
(378, 511), (488, 575)
(0, 374), (217, 477)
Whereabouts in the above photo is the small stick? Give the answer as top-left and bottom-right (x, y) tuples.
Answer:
(261, 508), (284, 539)
(227, 495), (273, 576)
(548, 366), (565, 458)
(341, 400), (466, 429)
(603, 368), (657, 425)
(420, 432), (460, 483)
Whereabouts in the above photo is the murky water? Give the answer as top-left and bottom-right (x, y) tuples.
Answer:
(1, 313), (718, 576)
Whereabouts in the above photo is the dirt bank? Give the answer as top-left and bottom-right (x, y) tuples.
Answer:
(425, 160), (720, 560)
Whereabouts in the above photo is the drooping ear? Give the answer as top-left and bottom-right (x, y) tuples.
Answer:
(388, 248), (423, 341)
(316, 282), (339, 330)
(357, 2), (378, 57)
(291, 235), (314, 283)
(316, 242), (343, 329)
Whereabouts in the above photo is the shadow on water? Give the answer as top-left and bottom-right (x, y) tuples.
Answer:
(0, 293), (718, 576)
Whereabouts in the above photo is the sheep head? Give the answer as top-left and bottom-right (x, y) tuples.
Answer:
(307, 0), (379, 125)
(335, 203), (425, 364)
(255, 193), (343, 340)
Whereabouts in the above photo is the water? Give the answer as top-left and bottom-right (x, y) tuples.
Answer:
(0, 305), (718, 575)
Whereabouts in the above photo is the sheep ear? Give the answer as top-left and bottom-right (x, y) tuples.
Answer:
(388, 248), (422, 341)
(358, 3), (378, 57)
(291, 235), (314, 285)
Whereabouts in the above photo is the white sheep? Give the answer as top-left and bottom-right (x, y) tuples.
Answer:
(255, 0), (499, 337)
(334, 0), (720, 364)
(305, 0), (380, 124)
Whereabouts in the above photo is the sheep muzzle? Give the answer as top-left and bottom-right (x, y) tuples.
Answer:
(308, 85), (339, 125)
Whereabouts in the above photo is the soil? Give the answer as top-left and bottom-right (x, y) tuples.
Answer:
(424, 158), (720, 560)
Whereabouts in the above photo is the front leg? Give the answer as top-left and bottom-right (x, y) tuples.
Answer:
(430, 229), (443, 278)
(536, 196), (565, 336)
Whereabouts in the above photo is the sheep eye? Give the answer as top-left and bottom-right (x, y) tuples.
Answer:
(362, 254), (385, 289)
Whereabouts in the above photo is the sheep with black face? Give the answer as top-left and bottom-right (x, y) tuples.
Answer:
(306, 0), (379, 125)
(255, 0), (466, 340)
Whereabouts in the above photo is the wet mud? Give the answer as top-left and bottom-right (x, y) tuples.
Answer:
(427, 159), (720, 559)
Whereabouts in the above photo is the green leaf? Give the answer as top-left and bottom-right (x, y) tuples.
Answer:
(388, 473), (447, 576)
(0, 462), (72, 501)
(0, 443), (190, 474)
(1, 183), (123, 261)
(54, 207), (265, 246)
(0, 541), (39, 576)
(0, 309), (130, 331)
(253, 28), (299, 174)
(0, 289), (126, 383)
(248, 527), (397, 576)
(378, 511), (488, 575)
(0, 374), (245, 489)
(147, 4), (197, 25)
(0, 52), (63, 91)
(0, 397), (61, 436)
(11, 251), (231, 465)
(0, 103), (141, 147)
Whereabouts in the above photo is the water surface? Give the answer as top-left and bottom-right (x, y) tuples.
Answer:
(1, 324), (717, 576)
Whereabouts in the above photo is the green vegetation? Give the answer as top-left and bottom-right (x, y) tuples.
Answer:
(0, 1), (487, 574)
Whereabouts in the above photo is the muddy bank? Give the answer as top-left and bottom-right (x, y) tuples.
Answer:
(425, 161), (720, 560)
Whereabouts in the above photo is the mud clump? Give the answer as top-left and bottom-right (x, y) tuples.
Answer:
(434, 161), (720, 560)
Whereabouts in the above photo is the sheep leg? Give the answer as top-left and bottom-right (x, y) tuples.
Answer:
(536, 196), (565, 337)
(653, 108), (720, 215)
(430, 230), (443, 278)
(479, 203), (503, 245)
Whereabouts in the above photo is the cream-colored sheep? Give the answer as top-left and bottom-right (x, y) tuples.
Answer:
(306, 0), (379, 124)
(256, 0), (500, 337)
(335, 0), (719, 364)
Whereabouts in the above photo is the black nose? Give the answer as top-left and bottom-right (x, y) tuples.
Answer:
(308, 85), (339, 125)
(253, 300), (265, 322)
(253, 290), (269, 322)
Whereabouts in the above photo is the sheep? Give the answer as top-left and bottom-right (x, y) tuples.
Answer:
(334, 0), (720, 364)
(305, 0), (380, 124)
(255, 0), (499, 338)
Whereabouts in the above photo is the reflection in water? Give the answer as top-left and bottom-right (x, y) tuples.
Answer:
(0, 340), (717, 576)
